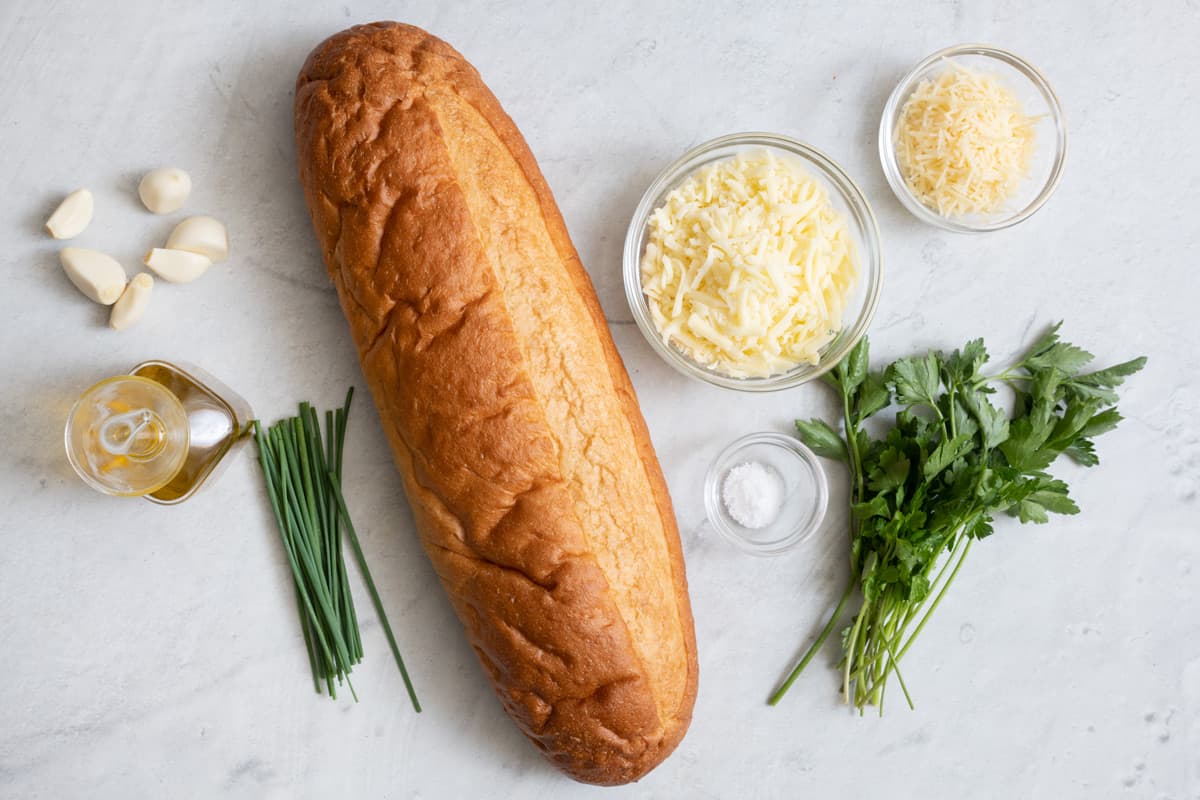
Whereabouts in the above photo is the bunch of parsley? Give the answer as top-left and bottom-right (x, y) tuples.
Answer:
(769, 324), (1145, 713)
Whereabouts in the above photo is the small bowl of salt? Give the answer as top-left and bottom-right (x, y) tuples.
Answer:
(704, 432), (829, 556)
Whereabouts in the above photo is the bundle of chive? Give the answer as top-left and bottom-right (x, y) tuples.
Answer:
(252, 388), (420, 711)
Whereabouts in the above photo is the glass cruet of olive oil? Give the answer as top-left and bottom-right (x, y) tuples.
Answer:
(64, 375), (191, 497)
(64, 361), (253, 503)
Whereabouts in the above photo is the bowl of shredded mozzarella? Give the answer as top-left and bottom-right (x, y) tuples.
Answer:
(623, 132), (882, 390)
(879, 43), (1068, 232)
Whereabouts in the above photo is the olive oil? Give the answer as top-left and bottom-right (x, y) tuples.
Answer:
(64, 361), (252, 503)
(130, 361), (253, 504)
(64, 376), (190, 496)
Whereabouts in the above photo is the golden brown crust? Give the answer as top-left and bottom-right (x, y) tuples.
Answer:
(294, 22), (697, 785)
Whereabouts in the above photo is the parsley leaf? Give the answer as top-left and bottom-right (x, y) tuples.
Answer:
(1064, 357), (1148, 404)
(868, 448), (910, 492)
(1000, 416), (1057, 471)
(1012, 481), (1080, 523)
(889, 352), (941, 409)
(961, 390), (1009, 451)
(855, 371), (891, 422)
(1025, 341), (1095, 375)
(795, 419), (848, 463)
(1063, 437), (1099, 466)
(943, 338), (988, 384)
(839, 336), (870, 396)
(923, 434), (973, 481)
(1079, 408), (1123, 438)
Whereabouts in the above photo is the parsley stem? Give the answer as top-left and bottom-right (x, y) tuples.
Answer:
(896, 531), (960, 634)
(865, 596), (888, 705)
(842, 391), (864, 508)
(857, 532), (967, 703)
(863, 537), (974, 701)
(844, 594), (870, 704)
(975, 367), (1022, 389)
(876, 603), (905, 714)
(883, 635), (914, 711)
(767, 578), (856, 705)
(948, 386), (959, 439)
(896, 538), (972, 663)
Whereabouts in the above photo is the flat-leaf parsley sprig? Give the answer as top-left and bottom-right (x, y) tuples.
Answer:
(770, 324), (1145, 713)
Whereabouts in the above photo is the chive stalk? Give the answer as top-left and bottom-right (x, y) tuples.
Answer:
(328, 472), (421, 713)
(251, 391), (418, 709)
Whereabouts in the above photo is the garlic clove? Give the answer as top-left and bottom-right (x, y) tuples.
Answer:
(45, 188), (94, 239)
(137, 167), (191, 214)
(109, 273), (154, 330)
(166, 215), (228, 262)
(143, 247), (211, 283)
(60, 247), (127, 305)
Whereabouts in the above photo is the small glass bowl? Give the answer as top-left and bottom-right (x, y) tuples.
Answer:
(623, 132), (882, 392)
(704, 432), (829, 556)
(879, 43), (1068, 233)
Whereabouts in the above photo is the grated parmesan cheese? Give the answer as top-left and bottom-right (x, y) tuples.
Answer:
(640, 150), (858, 379)
(895, 60), (1036, 218)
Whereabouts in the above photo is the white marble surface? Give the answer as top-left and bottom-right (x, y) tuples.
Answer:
(2, 1), (1198, 797)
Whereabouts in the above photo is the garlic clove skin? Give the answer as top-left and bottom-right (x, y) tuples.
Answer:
(109, 273), (154, 330)
(60, 247), (127, 305)
(143, 247), (211, 283)
(137, 167), (191, 214)
(166, 215), (228, 262)
(45, 188), (94, 239)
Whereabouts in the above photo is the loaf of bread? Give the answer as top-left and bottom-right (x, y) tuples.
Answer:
(294, 22), (698, 785)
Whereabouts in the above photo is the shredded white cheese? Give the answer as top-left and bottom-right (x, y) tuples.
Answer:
(895, 60), (1036, 217)
(640, 150), (858, 379)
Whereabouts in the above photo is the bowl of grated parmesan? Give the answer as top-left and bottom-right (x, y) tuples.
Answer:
(879, 43), (1068, 232)
(623, 132), (882, 390)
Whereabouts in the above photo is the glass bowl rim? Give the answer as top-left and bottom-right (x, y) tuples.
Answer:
(877, 42), (1069, 233)
(622, 131), (882, 392)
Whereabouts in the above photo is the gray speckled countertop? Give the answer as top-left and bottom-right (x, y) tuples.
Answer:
(2, 1), (1197, 797)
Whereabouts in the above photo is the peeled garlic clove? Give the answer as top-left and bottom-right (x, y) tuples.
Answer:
(143, 247), (211, 283)
(110, 273), (154, 330)
(166, 215), (228, 262)
(137, 167), (191, 214)
(60, 247), (127, 305)
(45, 188), (94, 239)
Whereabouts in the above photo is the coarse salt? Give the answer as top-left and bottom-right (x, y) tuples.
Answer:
(721, 461), (784, 529)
